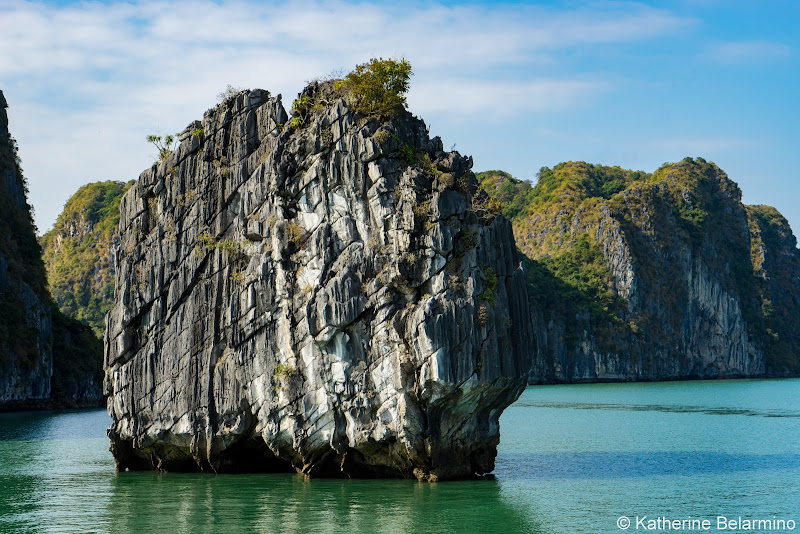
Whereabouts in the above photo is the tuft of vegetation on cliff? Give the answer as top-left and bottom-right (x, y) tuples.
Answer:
(288, 57), (412, 130)
(41, 180), (132, 336)
(336, 57), (412, 117)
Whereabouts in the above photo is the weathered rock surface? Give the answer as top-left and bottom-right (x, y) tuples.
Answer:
(744, 204), (800, 376)
(104, 85), (533, 479)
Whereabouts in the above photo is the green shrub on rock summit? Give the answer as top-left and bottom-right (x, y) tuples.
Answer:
(336, 57), (412, 117)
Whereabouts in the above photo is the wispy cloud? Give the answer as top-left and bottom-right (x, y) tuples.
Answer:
(705, 40), (791, 64)
(0, 0), (692, 230)
(409, 79), (610, 116)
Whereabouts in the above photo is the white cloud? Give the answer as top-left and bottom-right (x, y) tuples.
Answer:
(0, 0), (692, 230)
(705, 40), (791, 64)
(409, 79), (610, 116)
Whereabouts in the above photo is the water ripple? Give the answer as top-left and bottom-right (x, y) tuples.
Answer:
(495, 451), (800, 480)
(512, 401), (800, 418)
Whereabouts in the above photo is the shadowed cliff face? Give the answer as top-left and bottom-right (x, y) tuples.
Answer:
(0, 90), (53, 405)
(104, 84), (533, 480)
(0, 90), (104, 409)
(479, 159), (800, 383)
(746, 204), (800, 376)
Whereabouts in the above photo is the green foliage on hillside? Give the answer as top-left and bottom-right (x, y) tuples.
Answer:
(478, 163), (649, 220)
(524, 235), (626, 346)
(41, 180), (132, 336)
(534, 162), (649, 207)
(538, 235), (623, 318)
(475, 170), (536, 219)
(641, 158), (764, 334)
(477, 163), (647, 260)
(477, 166), (638, 346)
(647, 157), (739, 246)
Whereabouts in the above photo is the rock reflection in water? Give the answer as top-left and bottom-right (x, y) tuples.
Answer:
(107, 472), (537, 534)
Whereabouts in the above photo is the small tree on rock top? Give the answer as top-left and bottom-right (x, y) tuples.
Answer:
(337, 58), (413, 117)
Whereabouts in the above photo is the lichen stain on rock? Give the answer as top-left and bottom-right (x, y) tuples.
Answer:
(103, 83), (534, 480)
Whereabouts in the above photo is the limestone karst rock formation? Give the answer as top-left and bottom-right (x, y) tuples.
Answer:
(104, 83), (533, 480)
(478, 161), (800, 383)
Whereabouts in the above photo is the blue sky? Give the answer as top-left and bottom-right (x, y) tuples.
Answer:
(1, 0), (798, 236)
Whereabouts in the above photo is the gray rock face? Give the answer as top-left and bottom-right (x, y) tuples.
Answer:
(530, 254), (764, 383)
(104, 85), (533, 480)
(0, 258), (53, 403)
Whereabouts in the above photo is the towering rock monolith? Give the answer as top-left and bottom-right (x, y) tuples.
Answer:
(104, 83), (533, 480)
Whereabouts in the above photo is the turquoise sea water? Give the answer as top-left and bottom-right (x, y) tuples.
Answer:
(1, 379), (799, 533)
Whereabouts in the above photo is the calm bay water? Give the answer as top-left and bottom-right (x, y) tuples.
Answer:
(1, 379), (799, 533)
